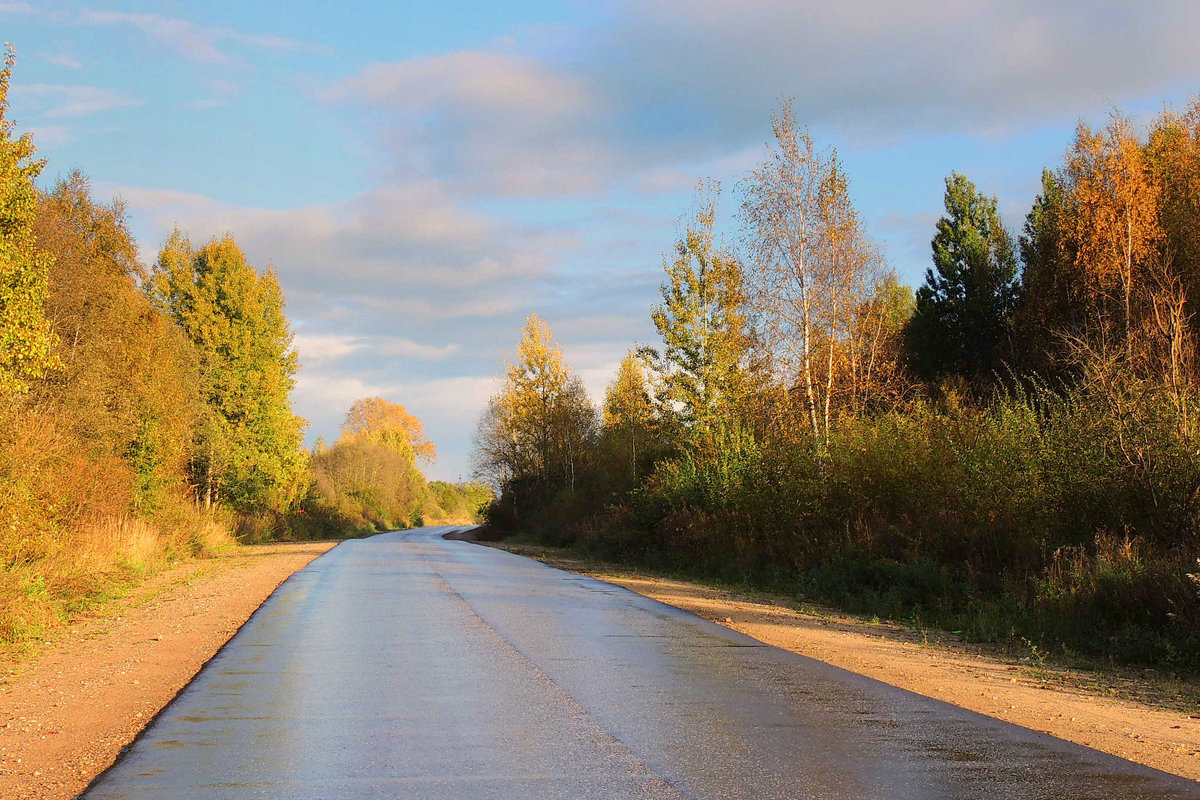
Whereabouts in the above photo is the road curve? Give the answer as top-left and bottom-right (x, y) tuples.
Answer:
(80, 527), (1200, 799)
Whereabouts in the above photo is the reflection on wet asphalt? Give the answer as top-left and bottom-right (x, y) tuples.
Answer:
(80, 527), (1200, 799)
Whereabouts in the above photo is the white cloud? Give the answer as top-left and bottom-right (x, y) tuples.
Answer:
(2, 6), (323, 65)
(375, 338), (461, 361)
(293, 334), (368, 365)
(328, 50), (631, 197)
(113, 180), (559, 307)
(413, 375), (503, 418)
(334, 50), (591, 116)
(106, 185), (227, 229)
(24, 124), (71, 148)
(319, 0), (1200, 207)
(37, 49), (82, 69)
(599, 0), (1200, 139)
(13, 83), (141, 118)
(77, 10), (324, 65)
(182, 98), (227, 111)
(294, 333), (459, 366)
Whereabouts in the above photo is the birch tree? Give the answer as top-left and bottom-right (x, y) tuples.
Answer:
(1065, 114), (1161, 357)
(741, 100), (892, 444)
(602, 350), (659, 483)
(1147, 101), (1200, 331)
(473, 313), (596, 493)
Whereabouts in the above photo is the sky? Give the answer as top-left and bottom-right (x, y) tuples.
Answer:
(5, 1), (1200, 481)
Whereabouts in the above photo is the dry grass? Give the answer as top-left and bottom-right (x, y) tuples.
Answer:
(0, 513), (236, 650)
(0, 406), (236, 649)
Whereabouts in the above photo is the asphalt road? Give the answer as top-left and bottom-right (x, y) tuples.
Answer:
(80, 527), (1200, 799)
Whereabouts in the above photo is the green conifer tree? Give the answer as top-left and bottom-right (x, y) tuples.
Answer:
(1012, 169), (1084, 379)
(907, 172), (1018, 383)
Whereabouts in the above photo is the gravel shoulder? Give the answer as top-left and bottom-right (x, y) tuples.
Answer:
(0, 540), (336, 800)
(492, 541), (1200, 784)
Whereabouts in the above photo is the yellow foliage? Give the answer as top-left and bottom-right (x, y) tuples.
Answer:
(341, 396), (436, 463)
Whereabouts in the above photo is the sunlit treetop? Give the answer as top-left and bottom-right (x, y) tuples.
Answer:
(0, 44), (58, 395)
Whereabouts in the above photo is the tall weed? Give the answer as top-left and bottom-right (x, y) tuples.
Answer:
(565, 382), (1200, 670)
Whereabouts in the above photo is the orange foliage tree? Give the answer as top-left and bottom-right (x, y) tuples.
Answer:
(1148, 99), (1200, 321)
(1064, 113), (1162, 355)
(342, 396), (436, 464)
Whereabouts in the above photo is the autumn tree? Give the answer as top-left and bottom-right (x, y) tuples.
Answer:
(848, 275), (915, 410)
(473, 314), (596, 495)
(1064, 114), (1162, 357)
(907, 172), (1018, 383)
(307, 398), (430, 532)
(149, 232), (307, 513)
(600, 351), (661, 485)
(1148, 100), (1200, 324)
(472, 398), (526, 492)
(0, 47), (56, 395)
(32, 172), (200, 510)
(741, 100), (893, 443)
(341, 396), (436, 464)
(644, 185), (751, 449)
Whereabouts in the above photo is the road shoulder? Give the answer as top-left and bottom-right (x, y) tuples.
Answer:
(490, 541), (1200, 784)
(0, 540), (336, 800)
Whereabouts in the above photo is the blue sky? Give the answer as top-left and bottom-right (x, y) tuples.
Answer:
(6, 0), (1200, 480)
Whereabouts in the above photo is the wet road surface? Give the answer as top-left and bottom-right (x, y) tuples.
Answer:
(80, 527), (1200, 799)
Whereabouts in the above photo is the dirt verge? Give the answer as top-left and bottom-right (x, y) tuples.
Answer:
(0, 541), (336, 800)
(492, 541), (1200, 783)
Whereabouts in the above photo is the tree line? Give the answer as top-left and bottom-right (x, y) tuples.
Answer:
(475, 98), (1200, 672)
(0, 51), (487, 646)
